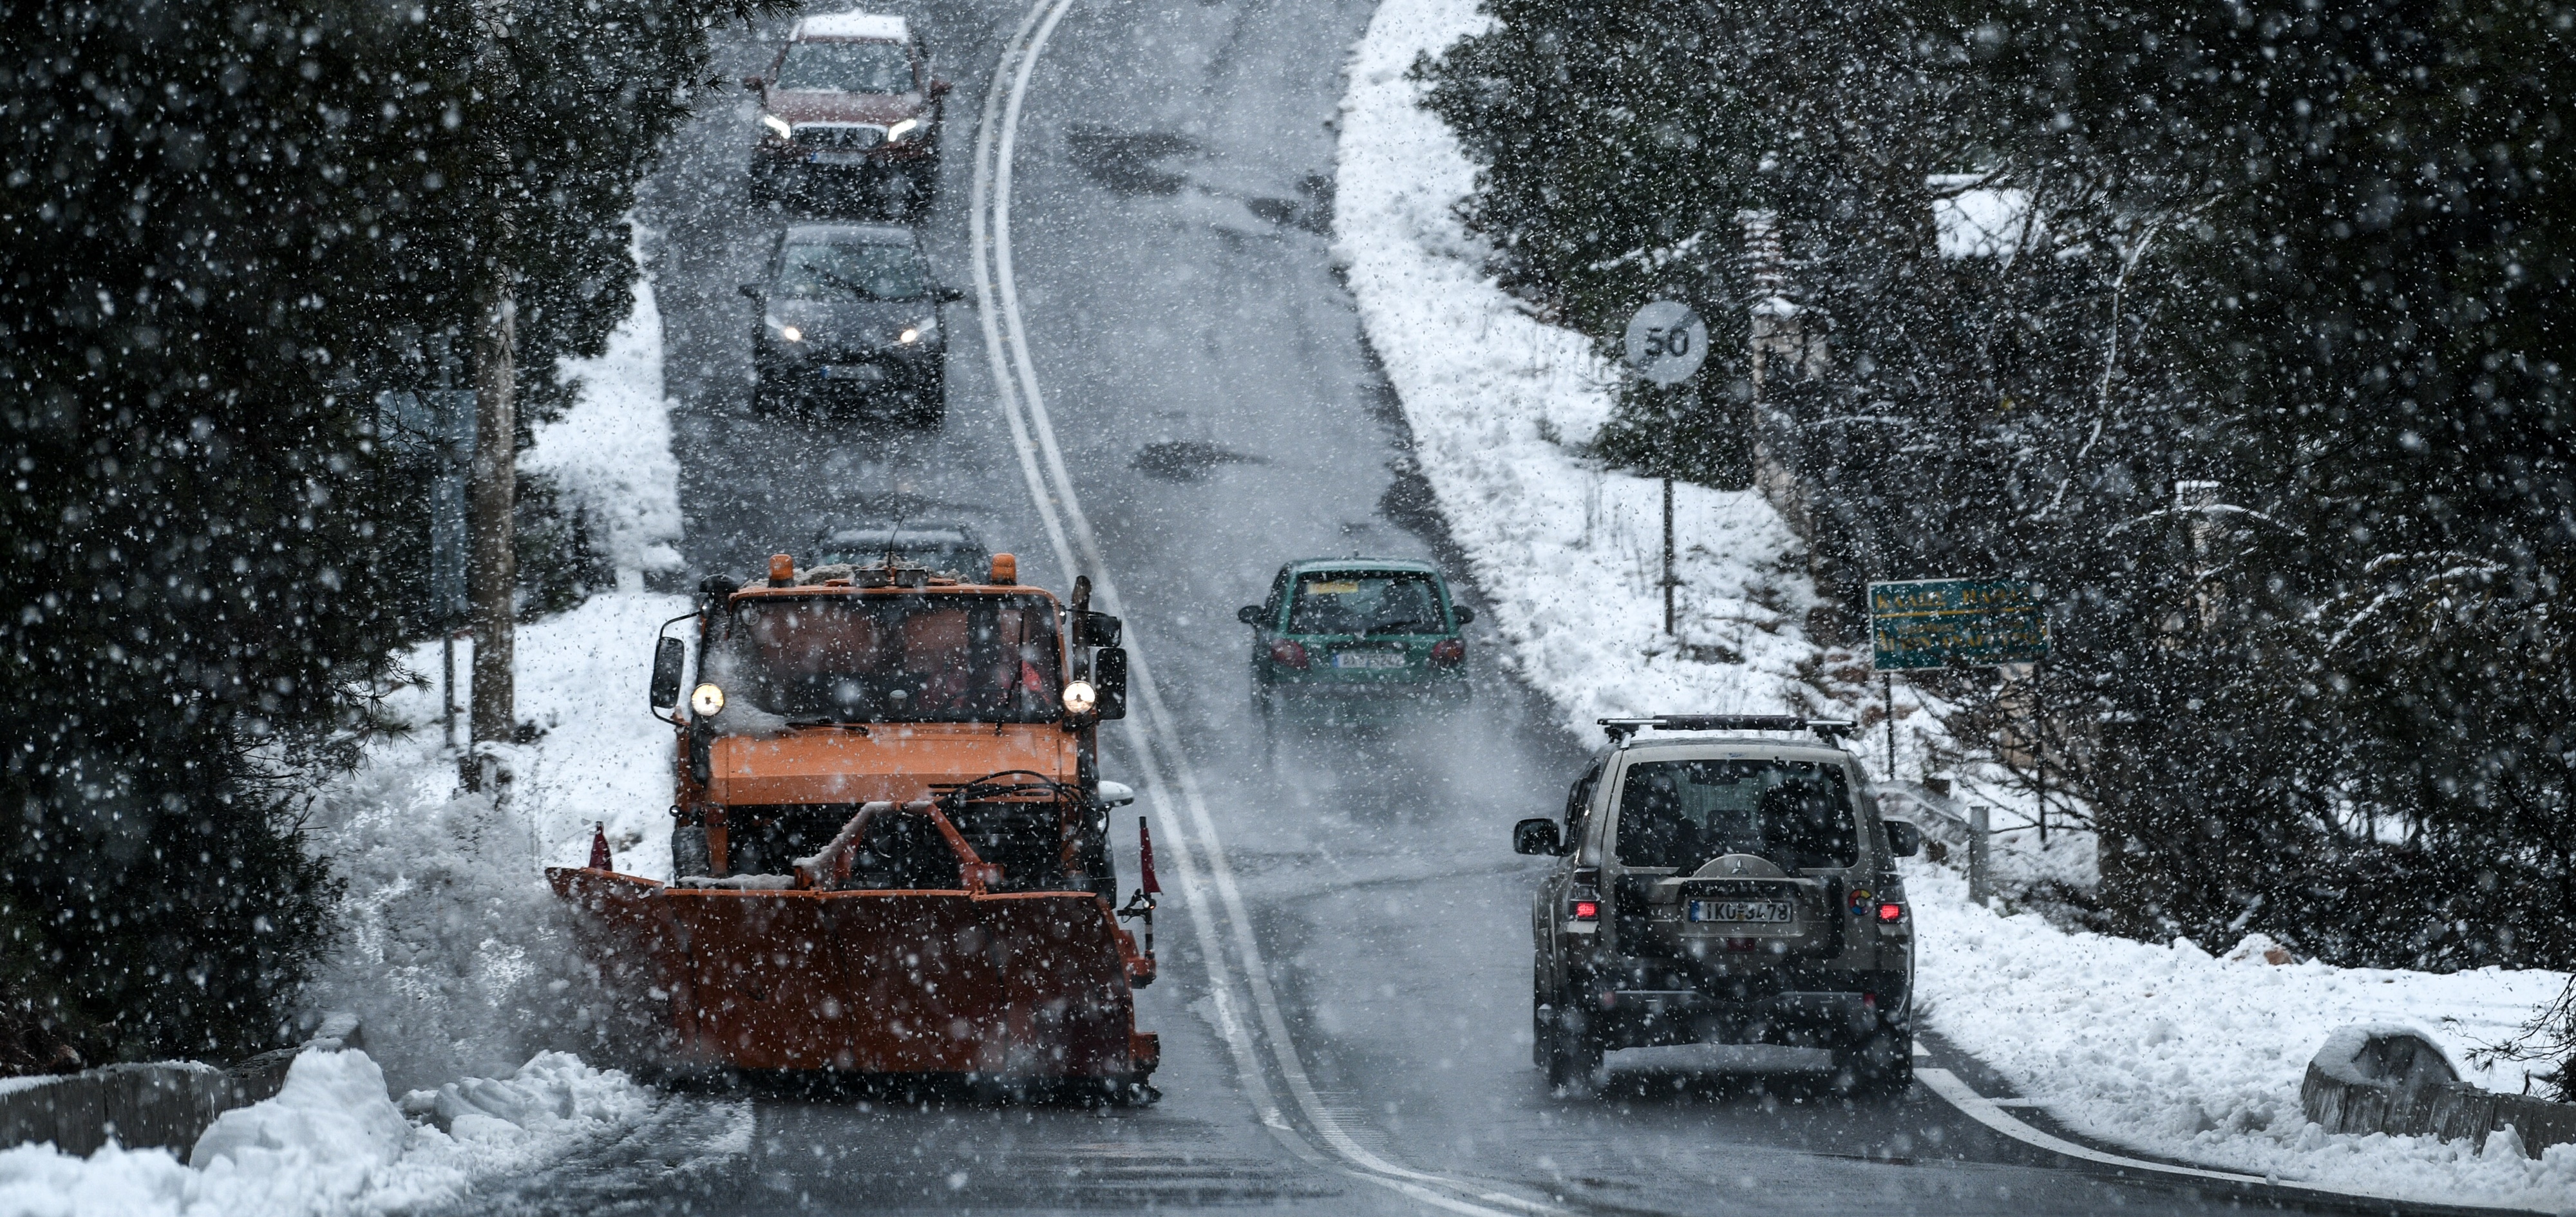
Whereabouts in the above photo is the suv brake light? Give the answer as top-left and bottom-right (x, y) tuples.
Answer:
(1877, 901), (1905, 923)
(1570, 899), (1598, 921)
(1429, 637), (1465, 665)
(1269, 639), (1310, 669)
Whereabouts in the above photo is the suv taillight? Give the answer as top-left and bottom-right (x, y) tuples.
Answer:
(1269, 639), (1310, 669)
(1568, 887), (1600, 922)
(1429, 637), (1465, 665)
(1877, 901), (1906, 923)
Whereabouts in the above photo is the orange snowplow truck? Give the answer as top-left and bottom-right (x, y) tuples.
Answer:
(547, 551), (1158, 1091)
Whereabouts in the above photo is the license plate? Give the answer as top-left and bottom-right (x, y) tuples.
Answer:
(1332, 652), (1405, 670)
(821, 364), (885, 382)
(1689, 900), (1792, 923)
(808, 151), (871, 166)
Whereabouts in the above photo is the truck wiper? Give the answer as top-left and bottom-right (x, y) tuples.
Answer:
(786, 717), (872, 733)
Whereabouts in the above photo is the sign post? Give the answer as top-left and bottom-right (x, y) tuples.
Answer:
(1867, 578), (2050, 829)
(1625, 301), (1709, 636)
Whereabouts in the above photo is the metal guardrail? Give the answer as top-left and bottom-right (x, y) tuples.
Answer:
(2302, 1026), (2576, 1156)
(0, 1012), (359, 1156)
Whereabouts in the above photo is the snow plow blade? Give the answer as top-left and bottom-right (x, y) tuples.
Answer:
(548, 868), (1158, 1080)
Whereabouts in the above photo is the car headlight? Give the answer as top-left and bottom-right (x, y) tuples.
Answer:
(690, 683), (726, 716)
(897, 317), (937, 345)
(887, 117), (922, 142)
(766, 316), (802, 343)
(1062, 681), (1097, 715)
(761, 113), (793, 140)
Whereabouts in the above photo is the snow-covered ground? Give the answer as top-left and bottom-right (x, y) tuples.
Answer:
(0, 1050), (717, 1217)
(1331, 0), (2576, 1207)
(1915, 860), (2576, 1205)
(0, 265), (703, 1216)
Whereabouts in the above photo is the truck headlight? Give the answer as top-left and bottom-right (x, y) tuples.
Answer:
(690, 683), (726, 716)
(887, 117), (922, 142)
(761, 113), (793, 140)
(1062, 681), (1097, 715)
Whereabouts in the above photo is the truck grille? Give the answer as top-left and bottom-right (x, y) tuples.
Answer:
(793, 123), (886, 153)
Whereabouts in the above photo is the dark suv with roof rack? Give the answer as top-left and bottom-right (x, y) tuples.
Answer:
(1513, 715), (1923, 1095)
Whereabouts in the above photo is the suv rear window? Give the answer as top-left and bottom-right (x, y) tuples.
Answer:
(776, 41), (913, 93)
(1288, 572), (1444, 636)
(1614, 759), (1859, 871)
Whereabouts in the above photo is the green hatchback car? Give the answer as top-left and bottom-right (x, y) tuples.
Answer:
(1238, 558), (1474, 730)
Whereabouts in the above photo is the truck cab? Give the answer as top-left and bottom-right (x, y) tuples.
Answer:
(1515, 715), (1922, 1094)
(650, 551), (1131, 900)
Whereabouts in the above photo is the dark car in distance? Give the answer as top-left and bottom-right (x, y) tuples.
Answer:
(746, 11), (950, 208)
(743, 223), (961, 424)
(810, 522), (990, 579)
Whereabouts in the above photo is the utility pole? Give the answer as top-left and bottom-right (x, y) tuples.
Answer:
(466, 0), (518, 786)
(1662, 473), (1676, 635)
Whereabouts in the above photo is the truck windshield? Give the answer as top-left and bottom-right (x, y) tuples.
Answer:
(1614, 759), (1859, 871)
(709, 594), (1062, 724)
(775, 41), (914, 93)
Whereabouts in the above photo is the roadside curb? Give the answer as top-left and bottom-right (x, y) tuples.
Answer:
(0, 1012), (360, 1156)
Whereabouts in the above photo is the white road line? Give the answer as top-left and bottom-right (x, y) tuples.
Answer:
(965, 8), (1556, 1216)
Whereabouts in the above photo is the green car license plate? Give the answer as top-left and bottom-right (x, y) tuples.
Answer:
(1331, 652), (1405, 670)
(1689, 900), (1792, 923)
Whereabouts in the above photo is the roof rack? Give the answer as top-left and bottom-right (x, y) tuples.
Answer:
(1598, 715), (1857, 746)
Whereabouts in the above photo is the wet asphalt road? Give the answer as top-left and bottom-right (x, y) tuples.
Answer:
(479, 1), (2449, 1213)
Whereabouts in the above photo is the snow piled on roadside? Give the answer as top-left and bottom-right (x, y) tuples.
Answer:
(1333, 0), (2576, 1209)
(1913, 859), (2576, 1208)
(0, 1050), (658, 1217)
(300, 590), (688, 1091)
(525, 254), (685, 588)
(1332, 0), (1822, 742)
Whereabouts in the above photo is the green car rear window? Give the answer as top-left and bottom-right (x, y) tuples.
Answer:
(1289, 572), (1445, 635)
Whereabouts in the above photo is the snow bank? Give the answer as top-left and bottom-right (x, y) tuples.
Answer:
(0, 1050), (659, 1217)
(1911, 858), (2576, 1207)
(526, 262), (685, 587)
(300, 591), (688, 1090)
(1334, 0), (1830, 742)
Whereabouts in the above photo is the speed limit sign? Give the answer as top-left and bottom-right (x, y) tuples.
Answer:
(1624, 300), (1707, 385)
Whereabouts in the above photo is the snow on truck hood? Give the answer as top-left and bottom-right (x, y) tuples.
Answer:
(793, 12), (909, 41)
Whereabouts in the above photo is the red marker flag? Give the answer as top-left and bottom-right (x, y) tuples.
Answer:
(589, 822), (612, 871)
(1138, 816), (1160, 894)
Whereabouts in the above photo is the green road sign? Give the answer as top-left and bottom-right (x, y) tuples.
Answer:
(1869, 578), (2048, 670)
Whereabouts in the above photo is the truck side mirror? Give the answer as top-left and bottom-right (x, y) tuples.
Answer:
(742, 75), (764, 91)
(1074, 610), (1122, 648)
(1094, 646), (1129, 720)
(650, 637), (687, 710)
(739, 283), (762, 299)
(1454, 605), (1475, 626)
(1236, 605), (1263, 626)
(1884, 820), (1922, 858)
(929, 79), (953, 99)
(1513, 818), (1562, 856)
(937, 285), (967, 303)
